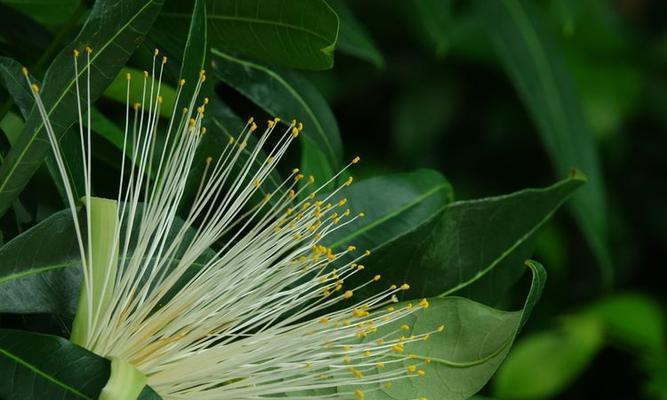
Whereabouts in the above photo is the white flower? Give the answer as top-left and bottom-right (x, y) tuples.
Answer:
(23, 47), (440, 400)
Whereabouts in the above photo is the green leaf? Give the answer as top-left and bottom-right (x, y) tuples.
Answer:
(587, 293), (665, 353)
(493, 315), (604, 399)
(361, 173), (583, 302)
(300, 138), (336, 193)
(480, 0), (611, 287)
(210, 48), (343, 173)
(177, 0), (208, 103)
(0, 0), (165, 218)
(202, 0), (340, 69)
(327, 0), (384, 68)
(0, 208), (81, 315)
(323, 169), (453, 253)
(353, 260), (546, 400)
(0, 329), (110, 399)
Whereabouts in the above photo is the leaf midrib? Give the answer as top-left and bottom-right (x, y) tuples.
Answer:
(0, 0), (158, 196)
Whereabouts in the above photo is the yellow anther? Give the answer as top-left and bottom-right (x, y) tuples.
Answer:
(247, 117), (254, 124)
(126, 72), (131, 80)
(180, 79), (186, 86)
(154, 48), (159, 56)
(295, 174), (304, 181)
(162, 56), (167, 64)
(292, 127), (299, 137)
(250, 122), (257, 132)
(376, 362), (385, 368)
(373, 274), (381, 281)
(347, 245), (356, 252)
(298, 122), (304, 131)
(308, 175), (315, 184)
(352, 156), (361, 164)
(157, 95), (163, 104)
(419, 298), (430, 309)
(133, 102), (141, 111)
(401, 324), (410, 331)
(407, 365), (418, 373)
(418, 370), (426, 377)
(387, 306), (396, 312)
(143, 70), (149, 78)
(343, 356), (351, 364)
(376, 338), (385, 345)
(358, 212), (365, 217)
(292, 168), (300, 174)
(363, 351), (372, 357)
(343, 290), (353, 299)
(364, 250), (371, 256)
(267, 119), (275, 128)
(345, 176), (354, 186)
(182, 107), (188, 114)
(437, 325), (445, 332)
(355, 389), (365, 399)
(338, 198), (347, 206)
(73, 49), (80, 57)
(204, 97), (209, 104)
(401, 283), (410, 291)
(31, 83), (39, 93)
(21, 67), (28, 76)
(201, 127), (207, 134)
(392, 344), (404, 353)
(85, 46), (92, 54)
(189, 118), (196, 127)
(356, 264), (365, 271)
(274, 117), (281, 122)
(288, 189), (296, 199)
(228, 136), (235, 145)
(206, 156), (213, 165)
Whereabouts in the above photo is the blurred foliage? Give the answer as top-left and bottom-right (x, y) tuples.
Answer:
(0, 0), (665, 398)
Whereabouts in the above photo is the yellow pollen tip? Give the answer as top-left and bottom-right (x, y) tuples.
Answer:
(247, 117), (254, 124)
(133, 103), (141, 110)
(345, 176), (354, 186)
(347, 245), (356, 252)
(292, 127), (299, 137)
(72, 49), (80, 57)
(250, 122), (257, 132)
(143, 70), (148, 78)
(438, 325), (445, 332)
(126, 72), (131, 80)
(162, 56), (167, 64)
(180, 79), (186, 86)
(355, 389), (365, 399)
(343, 290), (353, 299)
(157, 96), (163, 104)
(373, 274), (381, 281)
(401, 283), (410, 291)
(85, 46), (92, 54)
(154, 48), (159, 56)
(352, 156), (361, 164)
(201, 127), (207, 134)
(31, 83), (39, 93)
(419, 298), (430, 308)
(206, 156), (212, 165)
(21, 67), (28, 76)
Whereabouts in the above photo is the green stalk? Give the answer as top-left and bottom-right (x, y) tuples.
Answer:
(100, 357), (147, 400)
(70, 196), (119, 346)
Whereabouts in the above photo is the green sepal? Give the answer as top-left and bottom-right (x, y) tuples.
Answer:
(100, 357), (147, 400)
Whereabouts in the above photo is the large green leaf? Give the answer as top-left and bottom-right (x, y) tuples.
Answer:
(323, 169), (453, 252)
(0, 329), (110, 399)
(177, 0), (208, 103)
(352, 261), (546, 400)
(0, 0), (81, 27)
(0, 208), (81, 315)
(0, 0), (164, 218)
(158, 0), (339, 70)
(480, 0), (611, 287)
(416, 0), (454, 57)
(0, 329), (161, 399)
(210, 48), (343, 173)
(328, 0), (384, 68)
(363, 173), (584, 303)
